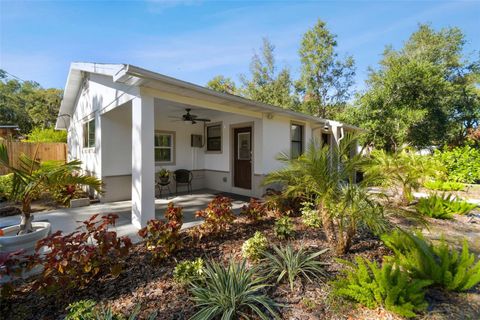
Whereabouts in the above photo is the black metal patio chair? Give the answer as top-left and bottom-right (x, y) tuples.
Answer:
(173, 169), (193, 195)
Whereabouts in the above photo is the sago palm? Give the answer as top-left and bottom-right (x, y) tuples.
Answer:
(0, 143), (102, 234)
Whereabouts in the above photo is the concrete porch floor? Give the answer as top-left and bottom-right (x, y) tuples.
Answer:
(0, 189), (250, 243)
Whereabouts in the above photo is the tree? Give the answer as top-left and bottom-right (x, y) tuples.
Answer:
(297, 19), (355, 118)
(0, 70), (63, 133)
(206, 75), (237, 95)
(240, 38), (296, 109)
(345, 25), (480, 150)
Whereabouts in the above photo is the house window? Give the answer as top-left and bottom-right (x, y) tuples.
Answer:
(206, 124), (222, 152)
(155, 131), (174, 163)
(291, 123), (304, 159)
(83, 119), (95, 148)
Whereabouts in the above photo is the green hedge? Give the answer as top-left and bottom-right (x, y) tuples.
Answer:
(433, 146), (480, 184)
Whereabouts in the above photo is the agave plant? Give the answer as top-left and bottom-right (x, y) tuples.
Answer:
(189, 259), (280, 320)
(0, 143), (102, 234)
(261, 245), (329, 291)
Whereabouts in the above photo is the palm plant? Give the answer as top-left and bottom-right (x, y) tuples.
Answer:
(0, 144), (102, 234)
(261, 245), (329, 291)
(364, 148), (439, 205)
(189, 259), (280, 320)
(263, 133), (387, 254)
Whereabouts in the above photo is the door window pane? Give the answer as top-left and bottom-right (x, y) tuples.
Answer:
(237, 132), (251, 160)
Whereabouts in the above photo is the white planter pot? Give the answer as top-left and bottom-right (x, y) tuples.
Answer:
(0, 222), (51, 256)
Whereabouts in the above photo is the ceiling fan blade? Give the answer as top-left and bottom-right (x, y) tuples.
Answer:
(195, 118), (211, 122)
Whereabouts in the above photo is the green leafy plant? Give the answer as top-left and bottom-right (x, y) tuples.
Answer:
(66, 299), (97, 320)
(138, 202), (183, 261)
(240, 197), (267, 221)
(0, 173), (13, 200)
(263, 189), (304, 216)
(173, 258), (204, 285)
(25, 127), (67, 143)
(261, 245), (328, 291)
(300, 201), (322, 228)
(274, 216), (294, 239)
(88, 304), (157, 320)
(32, 214), (132, 294)
(333, 256), (431, 318)
(189, 259), (280, 320)
(433, 145), (480, 183)
(424, 180), (465, 191)
(382, 230), (480, 291)
(0, 144), (102, 234)
(416, 193), (477, 219)
(263, 134), (390, 254)
(242, 231), (268, 262)
(195, 195), (235, 236)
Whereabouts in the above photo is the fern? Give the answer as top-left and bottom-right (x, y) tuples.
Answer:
(416, 193), (477, 219)
(382, 230), (480, 291)
(333, 256), (431, 318)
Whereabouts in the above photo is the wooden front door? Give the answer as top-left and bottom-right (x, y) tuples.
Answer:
(234, 127), (252, 189)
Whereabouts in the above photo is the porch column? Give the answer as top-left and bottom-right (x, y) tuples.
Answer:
(131, 95), (155, 229)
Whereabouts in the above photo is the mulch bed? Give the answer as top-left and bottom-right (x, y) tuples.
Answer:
(1, 215), (479, 320)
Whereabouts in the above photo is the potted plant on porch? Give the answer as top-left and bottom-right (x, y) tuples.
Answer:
(158, 168), (170, 184)
(0, 144), (102, 255)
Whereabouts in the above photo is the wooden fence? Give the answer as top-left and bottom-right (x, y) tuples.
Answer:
(0, 142), (67, 175)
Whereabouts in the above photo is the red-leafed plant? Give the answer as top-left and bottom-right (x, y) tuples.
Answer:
(0, 249), (26, 298)
(240, 198), (267, 221)
(138, 202), (183, 261)
(31, 214), (132, 294)
(195, 195), (235, 235)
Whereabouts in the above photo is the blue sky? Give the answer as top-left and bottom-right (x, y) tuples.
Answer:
(0, 0), (479, 93)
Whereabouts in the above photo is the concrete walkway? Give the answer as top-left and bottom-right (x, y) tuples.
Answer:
(0, 189), (249, 243)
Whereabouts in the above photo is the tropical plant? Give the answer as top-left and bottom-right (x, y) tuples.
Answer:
(274, 216), (294, 239)
(263, 133), (388, 254)
(364, 148), (438, 205)
(83, 304), (157, 320)
(382, 230), (480, 291)
(138, 202), (183, 261)
(173, 258), (204, 285)
(242, 231), (268, 262)
(195, 195), (235, 236)
(158, 168), (169, 178)
(240, 198), (267, 221)
(189, 259), (280, 320)
(261, 245), (328, 291)
(433, 145), (480, 183)
(424, 180), (464, 191)
(32, 214), (132, 294)
(416, 193), (477, 219)
(333, 256), (431, 318)
(300, 201), (322, 228)
(0, 144), (102, 234)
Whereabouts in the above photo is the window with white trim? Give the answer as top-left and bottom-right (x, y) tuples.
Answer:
(83, 119), (95, 148)
(206, 124), (222, 152)
(155, 131), (174, 163)
(290, 123), (304, 159)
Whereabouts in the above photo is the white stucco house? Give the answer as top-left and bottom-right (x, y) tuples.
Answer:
(55, 62), (358, 228)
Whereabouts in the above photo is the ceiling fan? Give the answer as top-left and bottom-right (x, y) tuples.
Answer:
(170, 108), (211, 124)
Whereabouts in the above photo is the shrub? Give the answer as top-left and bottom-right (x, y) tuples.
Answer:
(261, 245), (328, 291)
(333, 256), (431, 318)
(25, 127), (68, 143)
(274, 216), (294, 239)
(240, 197), (267, 221)
(195, 195), (235, 235)
(416, 193), (477, 219)
(32, 214), (132, 294)
(382, 230), (480, 291)
(0, 173), (13, 200)
(173, 258), (204, 285)
(300, 201), (322, 228)
(242, 231), (268, 261)
(424, 180), (465, 191)
(66, 299), (97, 320)
(433, 145), (480, 183)
(138, 202), (183, 261)
(189, 259), (280, 320)
(263, 189), (303, 216)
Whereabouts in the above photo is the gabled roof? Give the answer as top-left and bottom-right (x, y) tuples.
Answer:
(56, 62), (360, 131)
